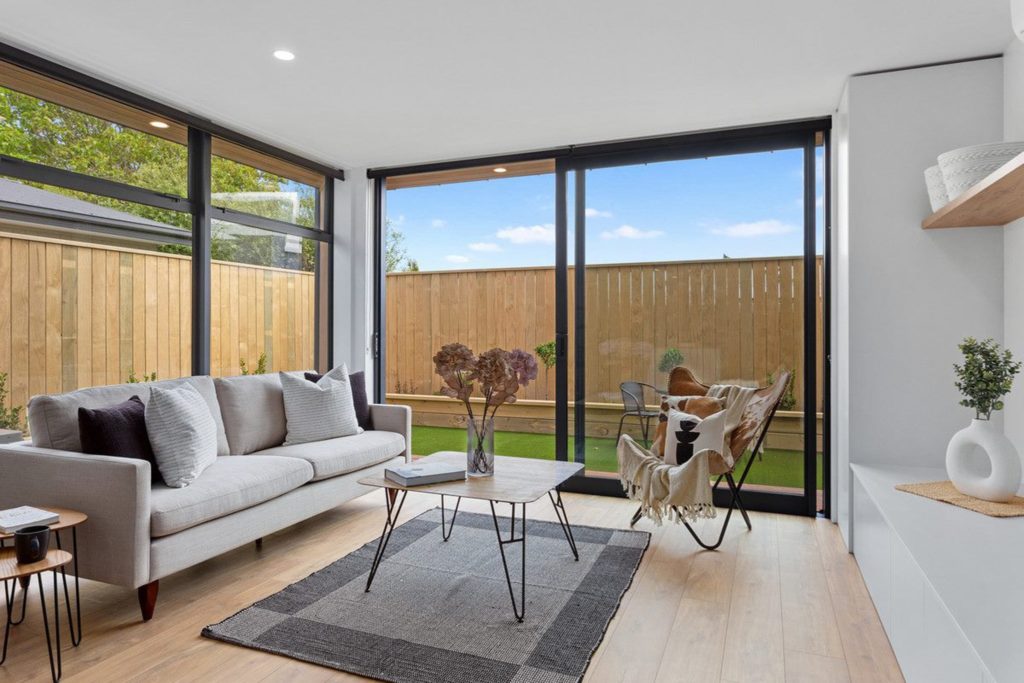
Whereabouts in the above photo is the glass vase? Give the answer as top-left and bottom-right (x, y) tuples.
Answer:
(467, 418), (495, 477)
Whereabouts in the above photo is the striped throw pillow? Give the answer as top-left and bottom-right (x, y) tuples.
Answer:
(145, 384), (218, 488)
(280, 366), (361, 445)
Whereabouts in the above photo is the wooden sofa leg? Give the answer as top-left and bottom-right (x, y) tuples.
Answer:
(138, 581), (159, 622)
(255, 537), (263, 550)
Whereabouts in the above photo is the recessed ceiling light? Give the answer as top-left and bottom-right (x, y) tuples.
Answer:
(273, 50), (296, 61)
(493, 167), (507, 173)
(149, 120), (169, 129)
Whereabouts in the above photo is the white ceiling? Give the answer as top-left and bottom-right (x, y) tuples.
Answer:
(0, 1), (1013, 170)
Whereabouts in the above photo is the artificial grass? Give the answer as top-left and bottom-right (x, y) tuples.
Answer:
(411, 425), (823, 489)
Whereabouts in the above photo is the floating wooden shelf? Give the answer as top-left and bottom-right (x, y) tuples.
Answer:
(922, 151), (1024, 229)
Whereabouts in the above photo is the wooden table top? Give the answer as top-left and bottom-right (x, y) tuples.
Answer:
(0, 507), (88, 540)
(0, 548), (72, 581)
(359, 451), (584, 504)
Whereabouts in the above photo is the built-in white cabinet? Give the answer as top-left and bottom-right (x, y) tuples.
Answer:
(850, 465), (1017, 682)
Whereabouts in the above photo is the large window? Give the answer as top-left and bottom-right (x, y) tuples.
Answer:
(0, 56), (333, 432)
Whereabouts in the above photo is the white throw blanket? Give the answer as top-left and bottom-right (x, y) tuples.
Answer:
(705, 383), (757, 471)
(617, 434), (716, 525)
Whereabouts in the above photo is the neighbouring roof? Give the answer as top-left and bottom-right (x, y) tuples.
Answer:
(0, 176), (177, 229)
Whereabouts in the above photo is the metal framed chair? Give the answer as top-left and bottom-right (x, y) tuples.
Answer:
(629, 367), (792, 550)
(616, 381), (660, 447)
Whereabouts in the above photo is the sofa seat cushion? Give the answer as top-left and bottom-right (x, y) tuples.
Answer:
(150, 455), (314, 537)
(252, 431), (405, 482)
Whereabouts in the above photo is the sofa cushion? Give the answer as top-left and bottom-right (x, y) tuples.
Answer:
(28, 375), (230, 456)
(280, 369), (361, 445)
(146, 384), (219, 488)
(215, 373), (289, 454)
(149, 455), (314, 537)
(305, 370), (373, 431)
(78, 396), (162, 483)
(252, 431), (405, 481)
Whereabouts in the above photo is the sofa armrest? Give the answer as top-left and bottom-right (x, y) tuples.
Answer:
(369, 404), (412, 462)
(0, 442), (151, 588)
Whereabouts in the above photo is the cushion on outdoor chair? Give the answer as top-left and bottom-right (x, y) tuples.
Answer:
(652, 395), (724, 458)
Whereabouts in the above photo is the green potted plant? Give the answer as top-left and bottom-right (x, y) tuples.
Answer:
(946, 337), (1022, 502)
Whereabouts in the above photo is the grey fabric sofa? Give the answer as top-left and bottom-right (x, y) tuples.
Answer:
(0, 373), (411, 621)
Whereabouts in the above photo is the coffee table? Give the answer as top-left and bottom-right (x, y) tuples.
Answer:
(359, 451), (584, 622)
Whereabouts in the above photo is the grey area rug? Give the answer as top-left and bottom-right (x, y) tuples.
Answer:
(203, 508), (649, 683)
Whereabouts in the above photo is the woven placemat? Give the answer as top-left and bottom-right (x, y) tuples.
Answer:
(896, 480), (1024, 517)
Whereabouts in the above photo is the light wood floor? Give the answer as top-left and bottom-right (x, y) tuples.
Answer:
(0, 492), (903, 683)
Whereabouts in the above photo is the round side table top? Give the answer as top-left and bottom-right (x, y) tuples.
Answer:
(0, 548), (73, 581)
(0, 507), (88, 540)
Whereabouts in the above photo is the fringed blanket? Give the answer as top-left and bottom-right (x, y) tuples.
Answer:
(617, 434), (717, 525)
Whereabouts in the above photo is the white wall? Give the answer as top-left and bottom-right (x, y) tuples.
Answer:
(835, 58), (1005, 542)
(1003, 39), (1024, 458)
(332, 172), (376, 385)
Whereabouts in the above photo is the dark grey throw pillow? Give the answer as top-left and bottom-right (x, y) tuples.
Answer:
(304, 370), (373, 430)
(78, 396), (163, 484)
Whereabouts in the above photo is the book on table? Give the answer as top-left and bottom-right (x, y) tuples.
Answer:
(385, 462), (466, 487)
(0, 505), (59, 533)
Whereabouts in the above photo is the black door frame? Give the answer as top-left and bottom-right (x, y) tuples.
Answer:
(372, 117), (831, 516)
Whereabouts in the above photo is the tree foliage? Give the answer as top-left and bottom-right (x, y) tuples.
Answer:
(385, 219), (418, 272)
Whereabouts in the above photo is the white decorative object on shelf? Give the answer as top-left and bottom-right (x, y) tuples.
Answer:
(946, 419), (1021, 502)
(923, 164), (948, 211)
(937, 141), (1024, 199)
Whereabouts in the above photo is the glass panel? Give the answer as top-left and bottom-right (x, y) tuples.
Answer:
(211, 150), (319, 229)
(383, 163), (557, 461)
(0, 218), (191, 435)
(0, 82), (187, 196)
(581, 148), (811, 491)
(209, 220), (318, 377)
(0, 174), (191, 231)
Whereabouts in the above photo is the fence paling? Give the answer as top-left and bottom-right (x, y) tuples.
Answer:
(0, 230), (315, 413)
(386, 256), (823, 408)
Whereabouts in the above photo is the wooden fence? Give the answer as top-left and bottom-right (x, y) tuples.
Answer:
(386, 255), (823, 409)
(0, 231), (315, 414)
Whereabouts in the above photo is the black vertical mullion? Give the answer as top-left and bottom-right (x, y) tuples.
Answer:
(573, 169), (586, 465)
(373, 178), (387, 403)
(189, 128), (212, 376)
(803, 132), (818, 516)
(554, 164), (569, 462)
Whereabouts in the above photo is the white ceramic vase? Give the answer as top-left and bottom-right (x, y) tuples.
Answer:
(945, 418), (1022, 502)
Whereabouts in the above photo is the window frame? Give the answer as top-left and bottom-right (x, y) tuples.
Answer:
(0, 41), (338, 376)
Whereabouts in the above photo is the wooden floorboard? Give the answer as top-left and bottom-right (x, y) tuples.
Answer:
(0, 491), (903, 683)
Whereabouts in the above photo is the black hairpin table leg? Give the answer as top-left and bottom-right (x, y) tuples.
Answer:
(365, 488), (407, 592)
(548, 488), (579, 561)
(53, 528), (82, 646)
(0, 540), (27, 627)
(440, 495), (461, 542)
(490, 501), (527, 623)
(37, 570), (62, 682)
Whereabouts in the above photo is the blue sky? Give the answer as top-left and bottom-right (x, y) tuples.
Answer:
(386, 148), (823, 271)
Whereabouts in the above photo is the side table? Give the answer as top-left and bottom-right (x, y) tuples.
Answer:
(0, 508), (87, 646)
(1, 548), (72, 682)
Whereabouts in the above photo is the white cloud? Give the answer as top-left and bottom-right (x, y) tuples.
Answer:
(599, 224), (664, 240)
(710, 219), (797, 238)
(445, 254), (470, 263)
(585, 207), (612, 218)
(468, 242), (502, 252)
(431, 218), (447, 228)
(496, 224), (556, 244)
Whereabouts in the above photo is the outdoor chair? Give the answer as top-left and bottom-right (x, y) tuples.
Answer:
(616, 381), (661, 448)
(629, 367), (792, 550)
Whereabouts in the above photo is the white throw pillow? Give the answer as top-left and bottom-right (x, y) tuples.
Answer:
(280, 365), (361, 445)
(663, 408), (727, 466)
(145, 384), (218, 487)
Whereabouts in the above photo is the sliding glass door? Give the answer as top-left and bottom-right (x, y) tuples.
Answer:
(376, 121), (829, 515)
(561, 128), (825, 513)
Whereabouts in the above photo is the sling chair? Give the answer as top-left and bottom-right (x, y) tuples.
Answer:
(628, 367), (792, 550)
